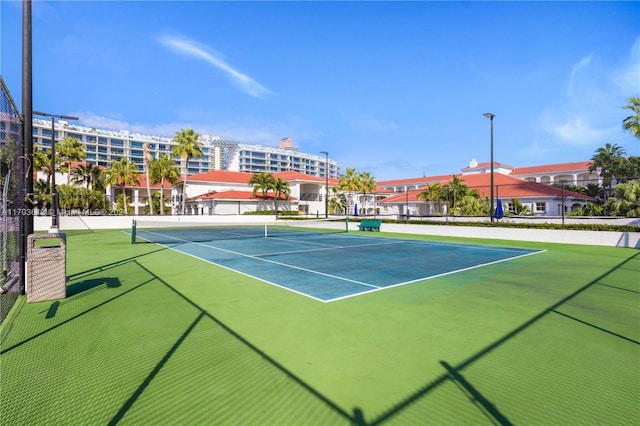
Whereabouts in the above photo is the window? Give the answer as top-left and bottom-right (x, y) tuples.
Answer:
(131, 141), (143, 148)
(111, 139), (124, 147)
(85, 135), (96, 142)
(535, 202), (546, 212)
(98, 137), (108, 145)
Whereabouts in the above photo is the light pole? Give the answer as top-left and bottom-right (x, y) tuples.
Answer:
(483, 113), (495, 223)
(33, 111), (79, 232)
(320, 151), (329, 218)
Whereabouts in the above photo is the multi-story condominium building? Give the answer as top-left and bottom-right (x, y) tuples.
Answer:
(227, 138), (340, 178)
(30, 120), (340, 179)
(31, 119), (239, 174)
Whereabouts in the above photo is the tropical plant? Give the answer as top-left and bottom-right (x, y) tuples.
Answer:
(604, 180), (640, 217)
(70, 163), (102, 190)
(33, 179), (51, 210)
(456, 194), (489, 216)
(338, 168), (359, 216)
(510, 198), (531, 215)
(172, 128), (204, 215)
(358, 171), (376, 215)
(622, 96), (640, 139)
(144, 191), (172, 215)
(248, 172), (276, 210)
(33, 145), (52, 184)
(106, 157), (139, 214)
(272, 177), (291, 215)
(588, 143), (627, 198)
(442, 175), (469, 214)
(329, 186), (347, 214)
(143, 143), (154, 215)
(150, 154), (180, 215)
(57, 137), (86, 185)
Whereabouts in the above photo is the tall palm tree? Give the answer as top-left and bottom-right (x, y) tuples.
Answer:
(150, 154), (180, 215)
(248, 172), (275, 211)
(272, 177), (291, 215)
(443, 175), (468, 214)
(106, 158), (139, 214)
(329, 186), (347, 214)
(143, 143), (154, 215)
(172, 128), (204, 215)
(70, 163), (101, 189)
(33, 146), (52, 185)
(57, 137), (86, 185)
(338, 168), (359, 217)
(417, 183), (445, 215)
(358, 171), (376, 215)
(588, 143), (626, 198)
(622, 96), (640, 139)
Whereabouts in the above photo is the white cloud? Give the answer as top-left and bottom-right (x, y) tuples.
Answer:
(158, 35), (273, 99)
(567, 54), (593, 96)
(551, 117), (612, 146)
(612, 36), (640, 94)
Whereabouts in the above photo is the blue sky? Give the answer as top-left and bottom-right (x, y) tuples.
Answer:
(1, 1), (639, 181)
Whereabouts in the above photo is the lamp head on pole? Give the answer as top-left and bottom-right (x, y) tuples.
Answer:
(483, 112), (495, 120)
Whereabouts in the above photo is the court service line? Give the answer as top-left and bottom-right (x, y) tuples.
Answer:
(256, 239), (404, 257)
(140, 230), (381, 290)
(326, 249), (546, 303)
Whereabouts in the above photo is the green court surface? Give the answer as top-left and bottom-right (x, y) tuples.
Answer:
(1, 229), (638, 425)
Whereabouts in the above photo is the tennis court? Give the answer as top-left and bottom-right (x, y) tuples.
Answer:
(1, 227), (638, 425)
(133, 221), (542, 302)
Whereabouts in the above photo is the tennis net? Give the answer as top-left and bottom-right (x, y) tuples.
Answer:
(131, 218), (347, 244)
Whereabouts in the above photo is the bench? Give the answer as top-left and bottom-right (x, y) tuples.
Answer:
(358, 219), (381, 232)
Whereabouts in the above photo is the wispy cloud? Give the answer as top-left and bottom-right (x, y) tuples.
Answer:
(158, 35), (273, 99)
(567, 54), (593, 96)
(536, 38), (640, 151)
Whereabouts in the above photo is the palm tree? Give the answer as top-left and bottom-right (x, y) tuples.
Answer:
(57, 137), (86, 185)
(33, 179), (51, 210)
(106, 158), (139, 214)
(604, 180), (640, 217)
(339, 168), (359, 217)
(150, 154), (180, 215)
(588, 143), (626, 198)
(143, 143), (154, 215)
(172, 128), (204, 215)
(70, 163), (101, 189)
(272, 177), (291, 215)
(417, 183), (446, 215)
(329, 186), (347, 214)
(622, 97), (640, 139)
(33, 145), (52, 185)
(358, 171), (376, 215)
(443, 175), (468, 215)
(248, 172), (275, 211)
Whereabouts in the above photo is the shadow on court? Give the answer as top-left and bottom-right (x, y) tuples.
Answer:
(1, 245), (637, 425)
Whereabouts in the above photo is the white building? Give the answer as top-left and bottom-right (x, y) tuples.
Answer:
(31, 120), (340, 179)
(227, 138), (339, 178)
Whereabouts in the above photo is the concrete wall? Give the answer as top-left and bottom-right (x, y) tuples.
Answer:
(34, 215), (640, 248)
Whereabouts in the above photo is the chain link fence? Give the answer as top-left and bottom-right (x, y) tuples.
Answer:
(0, 76), (25, 324)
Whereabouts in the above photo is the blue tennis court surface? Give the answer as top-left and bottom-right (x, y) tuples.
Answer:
(135, 229), (542, 302)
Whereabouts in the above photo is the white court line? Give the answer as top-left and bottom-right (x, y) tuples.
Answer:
(255, 239), (403, 257)
(325, 249), (546, 302)
(137, 229), (545, 303)
(139, 230), (381, 290)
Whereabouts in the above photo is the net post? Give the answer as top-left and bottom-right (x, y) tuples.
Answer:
(345, 216), (349, 233)
(264, 222), (268, 238)
(131, 219), (136, 244)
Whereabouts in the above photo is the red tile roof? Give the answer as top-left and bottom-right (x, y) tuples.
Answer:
(378, 173), (592, 203)
(189, 190), (296, 201)
(186, 170), (254, 184)
(512, 161), (594, 175)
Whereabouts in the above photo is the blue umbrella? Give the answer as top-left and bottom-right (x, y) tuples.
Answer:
(354, 203), (359, 216)
(494, 199), (504, 220)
